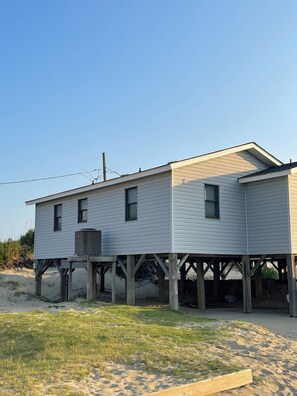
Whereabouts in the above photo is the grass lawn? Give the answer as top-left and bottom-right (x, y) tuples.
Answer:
(0, 304), (241, 395)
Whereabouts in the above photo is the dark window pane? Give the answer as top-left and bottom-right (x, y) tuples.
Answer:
(205, 185), (217, 201)
(127, 188), (137, 204)
(205, 184), (219, 219)
(205, 201), (216, 218)
(126, 187), (137, 221)
(128, 203), (137, 220)
(55, 204), (62, 217)
(78, 199), (88, 223)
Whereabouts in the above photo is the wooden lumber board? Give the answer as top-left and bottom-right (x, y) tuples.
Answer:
(146, 369), (252, 396)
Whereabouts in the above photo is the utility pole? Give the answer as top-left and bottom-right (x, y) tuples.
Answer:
(102, 152), (107, 181)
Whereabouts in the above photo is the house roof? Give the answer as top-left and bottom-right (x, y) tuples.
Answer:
(239, 162), (297, 184)
(26, 142), (282, 205)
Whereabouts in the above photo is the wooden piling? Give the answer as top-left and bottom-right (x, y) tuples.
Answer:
(287, 254), (297, 317)
(169, 253), (178, 310)
(242, 255), (252, 313)
(126, 255), (136, 305)
(196, 259), (205, 310)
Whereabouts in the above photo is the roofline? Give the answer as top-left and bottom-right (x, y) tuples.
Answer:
(239, 168), (297, 184)
(26, 142), (283, 205)
(170, 142), (282, 169)
(26, 164), (171, 205)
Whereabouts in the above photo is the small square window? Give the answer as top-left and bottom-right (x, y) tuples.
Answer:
(54, 204), (62, 231)
(126, 187), (137, 221)
(205, 185), (219, 219)
(78, 198), (88, 223)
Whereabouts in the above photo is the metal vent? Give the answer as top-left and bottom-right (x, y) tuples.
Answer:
(75, 228), (101, 256)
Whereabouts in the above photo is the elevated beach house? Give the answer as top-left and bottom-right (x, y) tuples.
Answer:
(26, 142), (297, 316)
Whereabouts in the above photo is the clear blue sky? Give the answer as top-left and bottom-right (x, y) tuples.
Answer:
(1, 0), (297, 240)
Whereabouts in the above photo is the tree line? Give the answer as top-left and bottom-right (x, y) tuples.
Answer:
(0, 229), (34, 269)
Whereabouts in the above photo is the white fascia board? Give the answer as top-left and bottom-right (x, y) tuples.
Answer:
(26, 164), (171, 205)
(170, 142), (282, 170)
(239, 169), (292, 184)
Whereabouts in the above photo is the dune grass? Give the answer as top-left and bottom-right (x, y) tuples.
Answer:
(0, 304), (240, 395)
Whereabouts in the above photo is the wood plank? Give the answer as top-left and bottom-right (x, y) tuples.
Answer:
(126, 255), (136, 305)
(111, 261), (116, 304)
(146, 369), (252, 396)
(242, 256), (252, 314)
(67, 255), (116, 263)
(177, 254), (190, 270)
(153, 254), (169, 277)
(117, 257), (128, 277)
(249, 255), (266, 277)
(196, 259), (205, 310)
(132, 254), (146, 277)
(287, 254), (297, 317)
(168, 253), (178, 310)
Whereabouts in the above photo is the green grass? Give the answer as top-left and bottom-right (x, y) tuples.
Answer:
(0, 304), (240, 395)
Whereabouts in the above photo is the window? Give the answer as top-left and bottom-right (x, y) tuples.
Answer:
(205, 184), (219, 219)
(125, 187), (137, 221)
(78, 198), (88, 223)
(54, 204), (62, 231)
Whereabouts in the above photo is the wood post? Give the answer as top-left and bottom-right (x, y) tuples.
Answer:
(87, 259), (96, 300)
(180, 263), (186, 295)
(169, 253), (179, 310)
(157, 264), (166, 302)
(111, 261), (116, 304)
(196, 259), (205, 310)
(254, 265), (262, 300)
(100, 266), (105, 292)
(126, 255), (136, 305)
(60, 269), (68, 302)
(242, 255), (252, 313)
(68, 263), (73, 301)
(287, 254), (297, 317)
(213, 261), (220, 302)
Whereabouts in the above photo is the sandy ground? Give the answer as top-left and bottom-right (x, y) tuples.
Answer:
(1, 269), (297, 395)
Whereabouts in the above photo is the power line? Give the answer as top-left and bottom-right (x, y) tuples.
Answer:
(0, 169), (101, 186)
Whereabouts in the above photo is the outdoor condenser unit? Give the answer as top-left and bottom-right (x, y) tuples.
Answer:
(75, 228), (101, 256)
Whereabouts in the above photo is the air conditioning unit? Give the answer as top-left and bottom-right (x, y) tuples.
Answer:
(75, 228), (101, 256)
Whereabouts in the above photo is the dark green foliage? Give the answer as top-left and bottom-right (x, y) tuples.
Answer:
(0, 229), (34, 268)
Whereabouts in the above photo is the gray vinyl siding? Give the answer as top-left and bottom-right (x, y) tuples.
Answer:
(289, 174), (297, 254)
(172, 151), (268, 255)
(246, 177), (290, 254)
(34, 173), (171, 259)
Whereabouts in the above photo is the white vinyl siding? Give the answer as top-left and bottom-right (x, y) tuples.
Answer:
(246, 177), (290, 254)
(172, 151), (268, 255)
(34, 173), (171, 258)
(289, 174), (297, 254)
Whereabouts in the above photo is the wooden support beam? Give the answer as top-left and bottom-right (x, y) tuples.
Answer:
(177, 254), (189, 270)
(126, 255), (136, 305)
(180, 263), (187, 295)
(249, 255), (266, 277)
(196, 259), (205, 310)
(111, 261), (116, 304)
(168, 253), (179, 310)
(146, 369), (253, 396)
(132, 254), (146, 277)
(60, 268), (68, 302)
(213, 262), (220, 302)
(242, 256), (252, 313)
(87, 260), (96, 300)
(287, 254), (297, 317)
(254, 266), (262, 300)
(68, 262), (73, 300)
(221, 262), (233, 280)
(153, 254), (169, 277)
(117, 257), (128, 277)
(100, 266), (105, 292)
